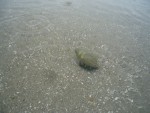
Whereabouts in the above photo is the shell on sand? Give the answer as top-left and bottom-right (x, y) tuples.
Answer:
(75, 48), (99, 69)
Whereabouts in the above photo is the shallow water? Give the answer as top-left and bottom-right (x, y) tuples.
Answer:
(0, 0), (150, 113)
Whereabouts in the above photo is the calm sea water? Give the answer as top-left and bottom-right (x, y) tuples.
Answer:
(0, 0), (150, 113)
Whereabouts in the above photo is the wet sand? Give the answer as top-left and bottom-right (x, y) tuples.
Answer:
(0, 0), (150, 113)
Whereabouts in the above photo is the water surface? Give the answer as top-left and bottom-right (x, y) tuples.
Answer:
(0, 0), (150, 113)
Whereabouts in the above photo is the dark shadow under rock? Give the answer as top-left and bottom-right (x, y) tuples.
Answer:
(79, 63), (98, 72)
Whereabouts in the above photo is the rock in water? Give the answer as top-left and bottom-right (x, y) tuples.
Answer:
(75, 48), (99, 69)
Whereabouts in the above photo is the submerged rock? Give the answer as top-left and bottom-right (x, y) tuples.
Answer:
(75, 48), (99, 69)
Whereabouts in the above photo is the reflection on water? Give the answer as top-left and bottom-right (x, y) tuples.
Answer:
(0, 0), (150, 113)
